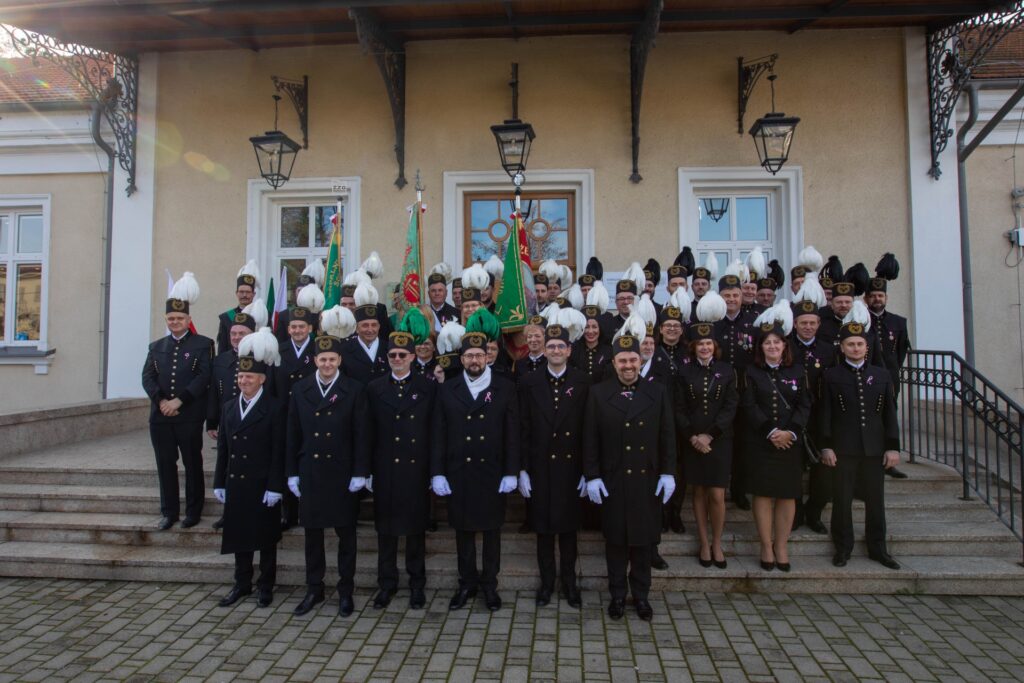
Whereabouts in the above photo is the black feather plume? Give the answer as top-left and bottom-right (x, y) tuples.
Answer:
(675, 246), (696, 275)
(874, 252), (900, 281)
(823, 255), (844, 282)
(845, 262), (870, 297)
(586, 256), (603, 280)
(767, 259), (785, 290)
(645, 258), (661, 286)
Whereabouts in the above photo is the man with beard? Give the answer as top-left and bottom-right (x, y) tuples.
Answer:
(216, 262), (258, 355)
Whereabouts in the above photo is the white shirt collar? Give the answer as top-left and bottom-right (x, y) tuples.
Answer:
(640, 357), (653, 377)
(392, 371), (411, 381)
(464, 366), (492, 400)
(316, 371), (339, 396)
(360, 337), (380, 361)
(547, 365), (567, 379)
(846, 359), (866, 370)
(239, 387), (263, 419)
(292, 337), (310, 356)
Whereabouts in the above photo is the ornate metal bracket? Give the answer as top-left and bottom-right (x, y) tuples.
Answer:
(350, 7), (407, 189)
(737, 54), (777, 134)
(629, 0), (663, 184)
(2, 25), (138, 196)
(271, 75), (309, 149)
(926, 2), (1024, 179)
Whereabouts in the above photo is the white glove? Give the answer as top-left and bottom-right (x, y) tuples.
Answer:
(349, 476), (367, 492)
(655, 474), (676, 504)
(518, 470), (532, 498)
(288, 476), (301, 498)
(499, 475), (518, 494)
(365, 475), (373, 493)
(586, 478), (609, 505)
(213, 488), (226, 504)
(431, 475), (452, 496)
(577, 475), (587, 498)
(262, 490), (282, 507)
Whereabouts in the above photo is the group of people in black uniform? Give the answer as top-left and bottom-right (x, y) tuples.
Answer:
(142, 244), (910, 621)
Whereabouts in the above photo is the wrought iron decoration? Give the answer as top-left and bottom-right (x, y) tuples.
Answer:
(737, 54), (777, 135)
(2, 24), (139, 195)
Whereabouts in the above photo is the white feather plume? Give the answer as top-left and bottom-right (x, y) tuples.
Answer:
(612, 310), (647, 344)
(238, 326), (281, 367)
(540, 302), (561, 322)
(623, 262), (646, 294)
(436, 321), (466, 354)
(842, 299), (872, 332)
(703, 253), (719, 281)
(725, 259), (750, 284)
(539, 259), (561, 283)
(562, 284), (584, 310)
(169, 271), (200, 303)
(792, 271), (827, 308)
(746, 246), (766, 280)
(360, 251), (384, 279)
(484, 254), (504, 281)
(555, 307), (587, 343)
(320, 305), (356, 340)
(430, 262), (452, 281)
(585, 281), (610, 314)
(696, 290), (727, 323)
(461, 263), (489, 290)
(754, 301), (793, 336)
(668, 286), (692, 310)
(296, 284), (325, 313)
(798, 245), (824, 273)
(242, 299), (268, 328)
(560, 265), (573, 289)
(237, 259), (261, 289)
(343, 268), (372, 288)
(354, 281), (379, 307)
(301, 259), (325, 287)
(636, 294), (657, 329)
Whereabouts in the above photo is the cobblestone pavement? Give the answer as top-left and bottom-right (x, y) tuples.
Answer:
(0, 579), (1023, 682)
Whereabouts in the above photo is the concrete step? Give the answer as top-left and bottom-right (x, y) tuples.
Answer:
(0, 539), (1021, 595)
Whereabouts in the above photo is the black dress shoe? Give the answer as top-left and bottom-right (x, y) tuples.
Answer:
(484, 589), (502, 611)
(257, 589), (273, 608)
(697, 552), (713, 568)
(635, 599), (653, 621)
(293, 589), (325, 616)
(409, 588), (426, 609)
(448, 587), (476, 610)
(180, 517), (200, 529)
(832, 552), (849, 567)
(651, 552), (669, 571)
(869, 552), (901, 570)
(535, 588), (552, 607)
(212, 517), (224, 530)
(217, 586), (252, 607)
(713, 557), (728, 569)
(428, 519), (438, 533)
(156, 517), (177, 531)
(563, 587), (582, 608)
(670, 515), (685, 534)
(372, 589), (395, 609)
(734, 496), (751, 511)
(280, 519), (293, 532)
(518, 521), (532, 534)
(806, 518), (828, 535)
(760, 560), (775, 572)
(790, 514), (803, 532)
(338, 595), (355, 617)
(607, 598), (625, 620)
(776, 562), (791, 573)
(885, 467), (908, 479)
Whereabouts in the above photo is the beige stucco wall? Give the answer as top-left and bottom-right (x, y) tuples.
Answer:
(0, 173), (107, 412)
(966, 145), (1024, 402)
(150, 29), (912, 338)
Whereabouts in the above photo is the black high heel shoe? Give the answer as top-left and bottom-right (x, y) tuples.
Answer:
(712, 550), (727, 569)
(760, 560), (775, 571)
(776, 562), (791, 572)
(697, 550), (712, 568)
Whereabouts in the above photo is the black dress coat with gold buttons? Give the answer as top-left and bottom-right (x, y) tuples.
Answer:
(272, 338), (316, 401)
(570, 341), (613, 382)
(341, 337), (389, 385)
(818, 363), (900, 458)
(366, 373), (437, 536)
(582, 378), (676, 547)
(206, 349), (239, 432)
(431, 373), (520, 532)
(141, 331), (215, 424)
(214, 393), (285, 553)
(286, 373), (370, 529)
(673, 360), (739, 488)
(740, 364), (812, 499)
(518, 367), (590, 534)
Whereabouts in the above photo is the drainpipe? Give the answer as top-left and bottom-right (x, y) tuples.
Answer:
(91, 81), (120, 400)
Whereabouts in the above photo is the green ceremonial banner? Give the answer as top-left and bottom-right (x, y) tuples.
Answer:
(400, 203), (423, 305)
(495, 213), (530, 331)
(323, 214), (343, 309)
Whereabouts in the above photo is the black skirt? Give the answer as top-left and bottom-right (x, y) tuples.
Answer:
(745, 443), (803, 499)
(682, 437), (733, 489)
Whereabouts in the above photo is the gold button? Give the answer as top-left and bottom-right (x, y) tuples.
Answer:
(313, 453), (319, 458)
(466, 457), (471, 462)
(480, 458), (485, 462)
(479, 436), (485, 441)
(552, 433), (557, 438)
(466, 416), (471, 420)
(395, 437), (400, 442)
(639, 421), (644, 426)
(233, 436), (237, 440)
(315, 412), (320, 417)
(565, 432), (570, 436)
(230, 474), (235, 478)
(411, 458), (416, 463)
(326, 433), (331, 437)
(625, 422), (630, 428)
(411, 438), (416, 443)
(626, 469), (632, 474)
(395, 458), (400, 463)
(466, 436), (471, 442)
(551, 454), (556, 459)
(626, 446), (631, 451)
(240, 475), (245, 479)
(314, 432), (319, 437)
(640, 468), (646, 474)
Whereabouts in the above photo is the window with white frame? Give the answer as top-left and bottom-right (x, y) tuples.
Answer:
(0, 206), (47, 346)
(273, 201), (344, 298)
(678, 167), (803, 279)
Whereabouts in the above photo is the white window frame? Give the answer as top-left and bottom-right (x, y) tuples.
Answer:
(0, 195), (51, 357)
(246, 176), (361, 300)
(678, 166), (803, 273)
(443, 169), (595, 272)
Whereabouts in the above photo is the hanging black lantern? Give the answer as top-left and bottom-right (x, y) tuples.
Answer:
(491, 63), (536, 181)
(250, 95), (301, 189)
(506, 198), (535, 219)
(749, 75), (799, 175)
(701, 197), (730, 223)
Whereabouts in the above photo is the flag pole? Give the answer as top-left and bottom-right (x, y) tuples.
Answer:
(415, 169), (425, 305)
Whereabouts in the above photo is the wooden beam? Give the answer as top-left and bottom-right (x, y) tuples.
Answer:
(787, 0), (852, 33)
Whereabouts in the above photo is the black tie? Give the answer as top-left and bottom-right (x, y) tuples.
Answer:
(241, 398), (250, 411)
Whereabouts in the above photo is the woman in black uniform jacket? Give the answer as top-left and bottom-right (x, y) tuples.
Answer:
(571, 306), (613, 382)
(674, 321), (738, 569)
(741, 311), (812, 572)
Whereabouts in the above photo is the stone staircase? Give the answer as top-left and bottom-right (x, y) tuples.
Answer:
(0, 430), (1022, 595)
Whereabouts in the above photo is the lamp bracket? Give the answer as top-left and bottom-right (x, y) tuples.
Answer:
(350, 7), (407, 189)
(629, 0), (664, 183)
(271, 75), (308, 150)
(737, 53), (777, 135)
(2, 24), (138, 196)
(926, 3), (1024, 179)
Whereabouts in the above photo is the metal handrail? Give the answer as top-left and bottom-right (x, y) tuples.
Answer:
(900, 350), (1023, 563)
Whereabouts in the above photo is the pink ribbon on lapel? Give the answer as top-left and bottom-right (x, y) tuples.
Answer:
(484, 391), (493, 403)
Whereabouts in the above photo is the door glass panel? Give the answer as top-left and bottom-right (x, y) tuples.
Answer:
(315, 205), (341, 248)
(698, 200), (730, 242)
(736, 197), (768, 241)
(16, 214), (43, 254)
(0, 216), (8, 254)
(280, 206), (309, 248)
(280, 258), (309, 303)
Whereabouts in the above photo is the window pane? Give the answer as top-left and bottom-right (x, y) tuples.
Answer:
(280, 206), (309, 248)
(0, 265), (5, 337)
(470, 231), (501, 262)
(315, 205), (341, 248)
(736, 197), (768, 241)
(539, 198), (568, 229)
(530, 228), (568, 264)
(470, 200), (499, 229)
(280, 258), (309, 302)
(0, 216), (8, 254)
(15, 263), (41, 341)
(698, 199), (730, 242)
(17, 214), (43, 254)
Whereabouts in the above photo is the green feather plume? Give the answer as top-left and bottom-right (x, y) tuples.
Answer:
(398, 307), (431, 345)
(465, 308), (500, 342)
